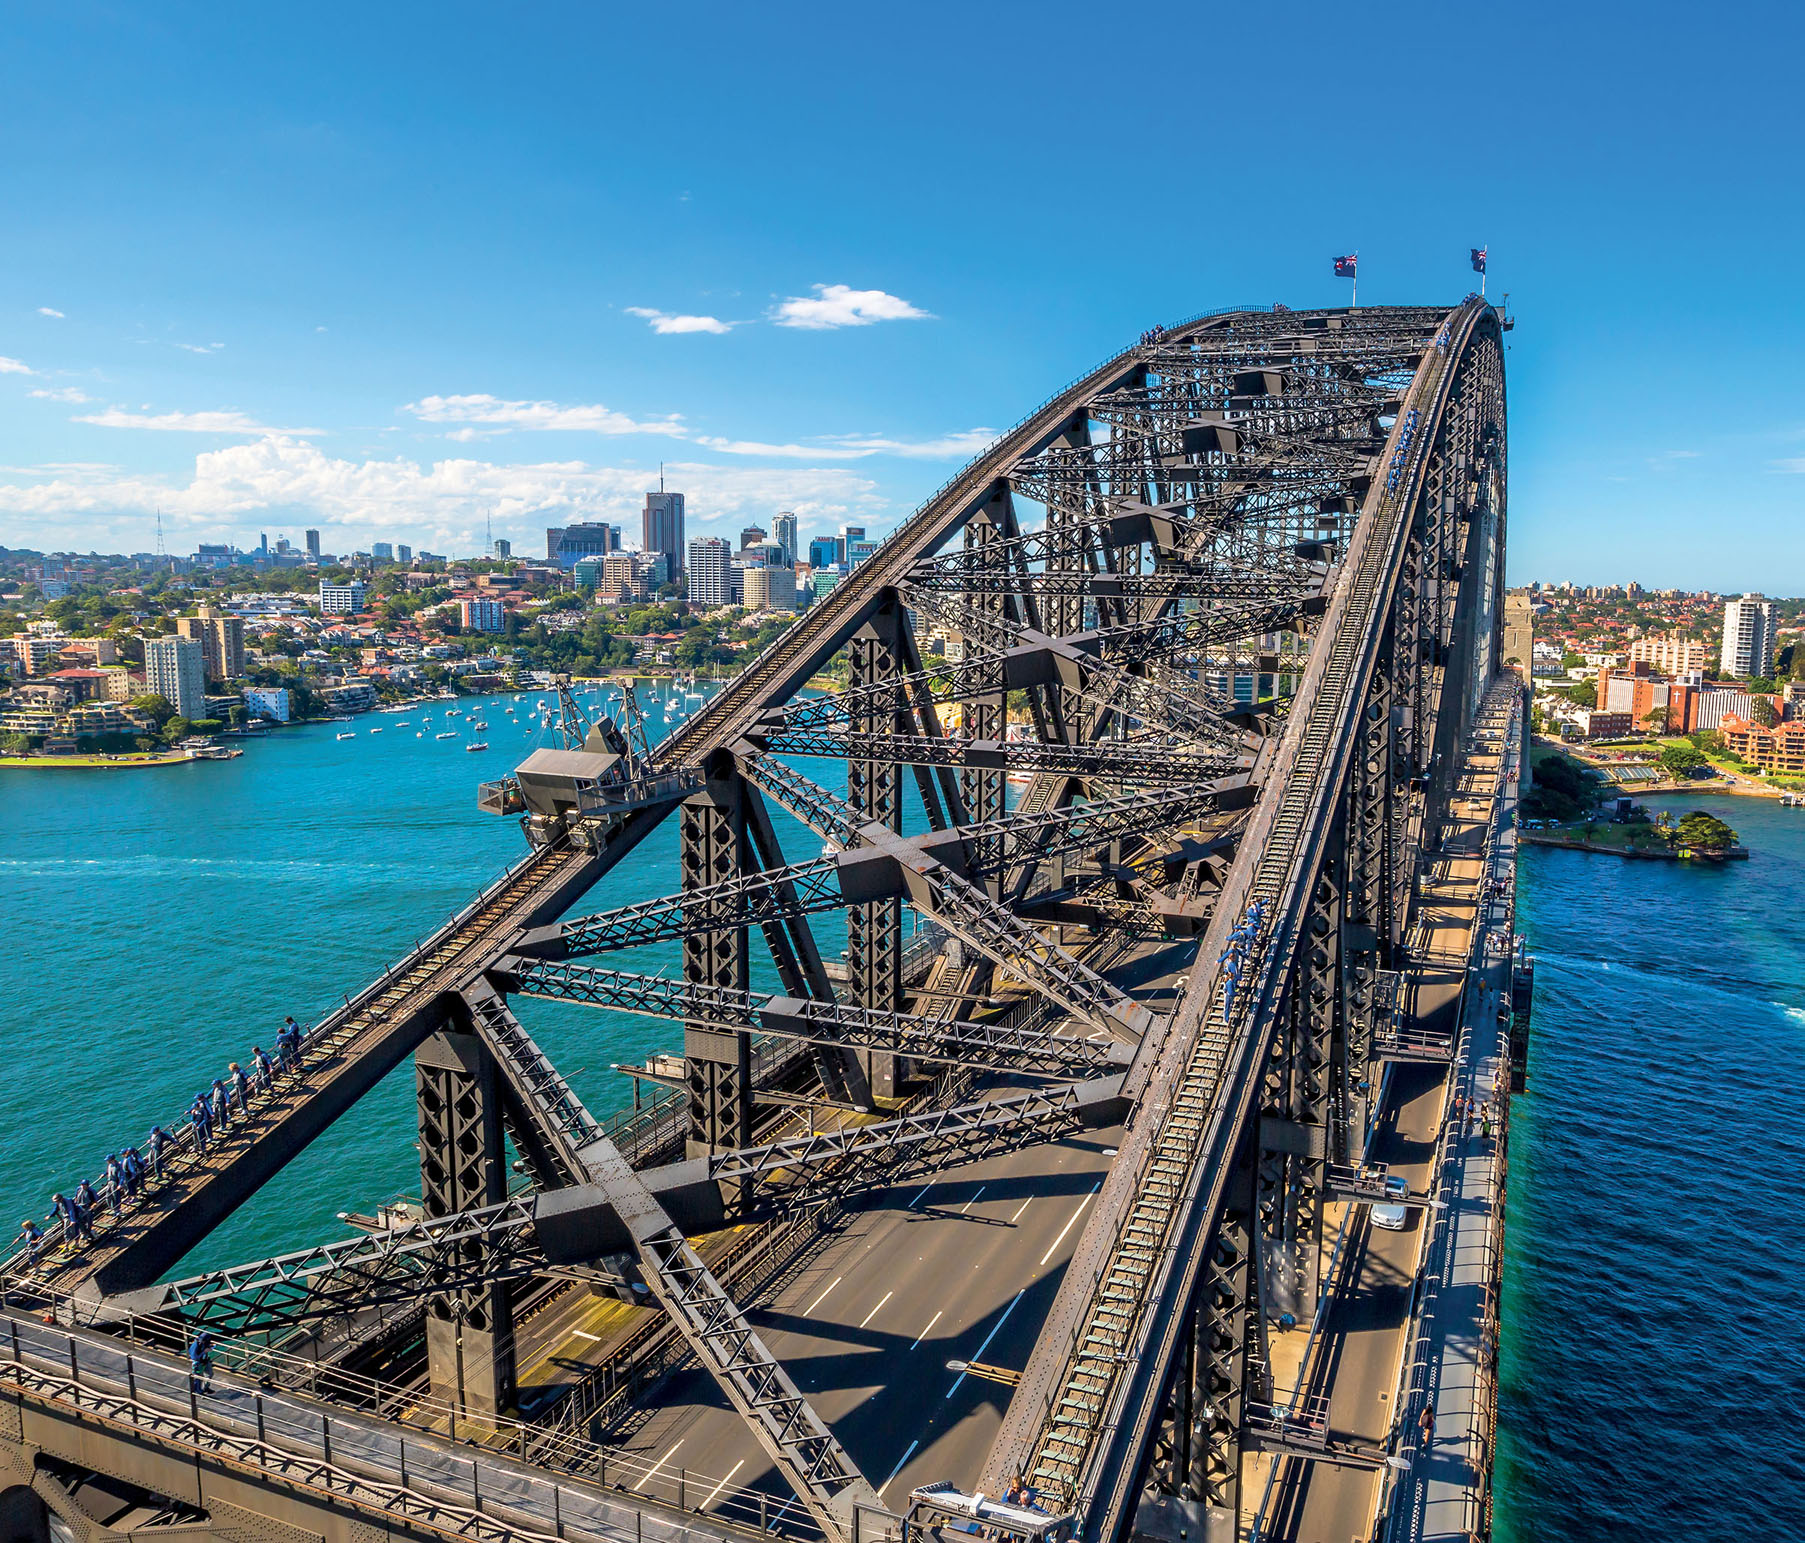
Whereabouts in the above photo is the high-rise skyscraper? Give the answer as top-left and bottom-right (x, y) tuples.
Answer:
(371, 542), (394, 562)
(145, 636), (206, 720)
(396, 544), (412, 563)
(686, 537), (731, 607)
(738, 524), (767, 554)
(492, 538), (512, 560)
(645, 490), (686, 580)
(176, 606), (245, 683)
(772, 511), (798, 566)
(305, 529), (321, 560)
(1721, 595), (1776, 677)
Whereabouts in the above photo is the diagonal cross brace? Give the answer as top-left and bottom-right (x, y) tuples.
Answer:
(736, 754), (1159, 1042)
(575, 1134), (882, 1540)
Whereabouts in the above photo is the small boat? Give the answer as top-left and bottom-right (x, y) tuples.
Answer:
(465, 741), (488, 752)
(435, 731), (457, 741)
(395, 719), (411, 727)
(336, 732), (355, 740)
(471, 720), (489, 730)
(370, 726), (383, 734)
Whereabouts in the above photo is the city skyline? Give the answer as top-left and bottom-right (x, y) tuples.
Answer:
(4, 5), (1804, 586)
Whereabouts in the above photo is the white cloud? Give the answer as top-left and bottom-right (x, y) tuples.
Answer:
(29, 386), (93, 404)
(403, 393), (686, 437)
(625, 307), (733, 335)
(695, 427), (994, 461)
(74, 407), (323, 435)
(37, 307), (64, 319)
(0, 357), (33, 375)
(770, 284), (931, 330)
(0, 439), (885, 551)
(177, 342), (225, 354)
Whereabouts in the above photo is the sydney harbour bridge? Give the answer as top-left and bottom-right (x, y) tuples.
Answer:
(0, 300), (1520, 1543)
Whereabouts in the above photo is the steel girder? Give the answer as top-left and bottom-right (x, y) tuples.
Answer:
(847, 604), (908, 1097)
(982, 300), (1506, 1536)
(679, 782), (753, 1159)
(113, 1077), (1126, 1337)
(414, 1020), (516, 1413)
(724, 755), (1158, 1042)
(497, 957), (1130, 1077)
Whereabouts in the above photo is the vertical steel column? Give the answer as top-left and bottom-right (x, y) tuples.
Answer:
(847, 604), (905, 1099)
(417, 1022), (515, 1415)
(1197, 1132), (1256, 1525)
(960, 500), (1008, 891)
(681, 763), (752, 1171)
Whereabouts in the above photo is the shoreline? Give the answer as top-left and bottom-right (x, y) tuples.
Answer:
(1520, 831), (1751, 861)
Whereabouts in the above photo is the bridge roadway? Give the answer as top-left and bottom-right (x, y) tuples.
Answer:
(431, 939), (1196, 1525)
(1253, 685), (1519, 1541)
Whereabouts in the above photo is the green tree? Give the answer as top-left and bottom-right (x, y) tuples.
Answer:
(1566, 678), (1597, 709)
(131, 693), (175, 726)
(1641, 705), (1669, 733)
(1675, 811), (1737, 850)
(1747, 695), (1778, 728)
(1658, 743), (1705, 779)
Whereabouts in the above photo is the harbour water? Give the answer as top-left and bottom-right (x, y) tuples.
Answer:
(1497, 792), (1805, 1539)
(0, 684), (830, 1277)
(3, 718), (1801, 1528)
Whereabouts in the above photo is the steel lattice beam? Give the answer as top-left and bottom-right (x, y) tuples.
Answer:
(496, 956), (1130, 1076)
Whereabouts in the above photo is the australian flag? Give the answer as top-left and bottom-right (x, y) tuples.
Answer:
(1470, 247), (1487, 274)
(1333, 254), (1357, 278)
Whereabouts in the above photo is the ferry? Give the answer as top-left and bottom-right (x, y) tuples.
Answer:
(465, 741), (488, 752)
(435, 731), (458, 741)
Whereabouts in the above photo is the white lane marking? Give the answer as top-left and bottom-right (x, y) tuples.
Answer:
(879, 1438), (920, 1496)
(946, 1289), (1026, 1398)
(1009, 1197), (1032, 1224)
(700, 1459), (746, 1510)
(859, 1290), (894, 1329)
(1039, 1182), (1101, 1267)
(571, 1329), (600, 1342)
(959, 1185), (987, 1215)
(907, 1183), (933, 1208)
(640, 1438), (684, 1491)
(911, 1310), (943, 1349)
(805, 1276), (842, 1314)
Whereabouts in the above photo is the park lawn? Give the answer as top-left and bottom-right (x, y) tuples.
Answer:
(0, 751), (190, 769)
(1547, 820), (1676, 852)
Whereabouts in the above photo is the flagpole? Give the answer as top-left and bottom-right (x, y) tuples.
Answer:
(1352, 252), (1357, 310)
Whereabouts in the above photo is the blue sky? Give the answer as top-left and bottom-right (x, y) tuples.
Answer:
(1, 1), (1801, 590)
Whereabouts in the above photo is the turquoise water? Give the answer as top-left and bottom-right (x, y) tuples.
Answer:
(6, 715), (1801, 1525)
(1498, 793), (1805, 1538)
(0, 686), (849, 1277)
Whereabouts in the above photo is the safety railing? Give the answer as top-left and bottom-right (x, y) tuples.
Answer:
(0, 1303), (826, 1543)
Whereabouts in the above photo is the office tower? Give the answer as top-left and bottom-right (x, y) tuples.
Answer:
(739, 524), (767, 554)
(175, 606), (245, 683)
(318, 580), (368, 615)
(547, 523), (621, 568)
(685, 537), (731, 607)
(492, 538), (512, 560)
(396, 544), (412, 563)
(772, 511), (798, 567)
(1720, 595), (1776, 677)
(371, 542), (394, 562)
(145, 636), (206, 719)
(808, 535), (840, 569)
(305, 529), (321, 560)
(645, 490), (686, 579)
(743, 565), (798, 611)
